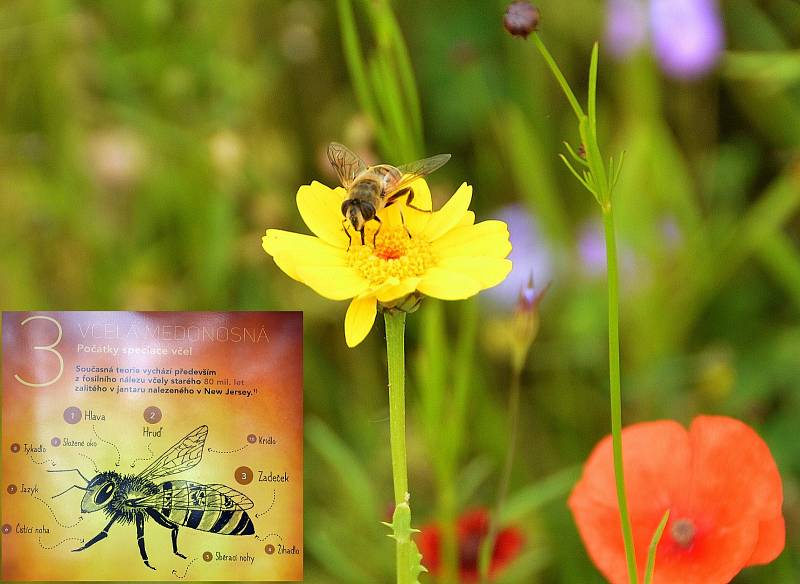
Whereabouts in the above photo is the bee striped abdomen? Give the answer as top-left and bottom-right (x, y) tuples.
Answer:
(140, 480), (255, 536)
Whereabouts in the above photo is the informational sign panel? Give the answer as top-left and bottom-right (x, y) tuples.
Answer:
(1, 311), (303, 581)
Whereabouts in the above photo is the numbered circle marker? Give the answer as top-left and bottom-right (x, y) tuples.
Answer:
(265, 544), (275, 555)
(1, 524), (11, 535)
(63, 407), (82, 425)
(51, 437), (61, 447)
(247, 434), (257, 444)
(234, 466), (254, 485)
(7, 485), (17, 495)
(202, 551), (213, 562)
(143, 406), (162, 424)
(10, 443), (20, 453)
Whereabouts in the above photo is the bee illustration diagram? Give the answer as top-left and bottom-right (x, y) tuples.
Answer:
(49, 425), (255, 570)
(327, 142), (451, 247)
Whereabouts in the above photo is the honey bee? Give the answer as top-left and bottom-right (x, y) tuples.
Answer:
(48, 425), (254, 571)
(327, 142), (451, 247)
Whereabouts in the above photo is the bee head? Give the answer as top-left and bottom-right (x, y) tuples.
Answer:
(80, 472), (118, 513)
(341, 199), (376, 233)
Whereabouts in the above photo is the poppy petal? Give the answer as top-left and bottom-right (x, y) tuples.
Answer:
(747, 514), (786, 566)
(688, 416), (783, 525)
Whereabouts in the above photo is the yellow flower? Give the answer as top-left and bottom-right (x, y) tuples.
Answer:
(262, 179), (512, 347)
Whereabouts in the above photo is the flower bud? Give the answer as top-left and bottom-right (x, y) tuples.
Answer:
(511, 273), (549, 370)
(504, 1), (540, 39)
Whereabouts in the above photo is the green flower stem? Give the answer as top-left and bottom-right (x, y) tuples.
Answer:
(530, 34), (585, 120)
(385, 310), (412, 584)
(530, 33), (639, 584)
(478, 364), (522, 583)
(603, 207), (638, 584)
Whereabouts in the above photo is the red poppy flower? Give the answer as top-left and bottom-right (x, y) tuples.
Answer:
(418, 508), (524, 582)
(569, 416), (785, 583)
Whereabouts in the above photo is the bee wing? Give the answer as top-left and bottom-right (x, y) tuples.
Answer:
(136, 425), (208, 481)
(132, 482), (254, 511)
(327, 142), (367, 188)
(203, 484), (255, 511)
(389, 154), (451, 194)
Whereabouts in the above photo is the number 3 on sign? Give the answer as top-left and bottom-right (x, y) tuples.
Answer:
(14, 315), (64, 388)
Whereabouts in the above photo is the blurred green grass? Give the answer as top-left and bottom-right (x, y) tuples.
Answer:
(1, 0), (799, 582)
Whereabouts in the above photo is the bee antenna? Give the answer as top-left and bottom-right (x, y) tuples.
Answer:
(51, 484), (89, 499)
(47, 467), (91, 483)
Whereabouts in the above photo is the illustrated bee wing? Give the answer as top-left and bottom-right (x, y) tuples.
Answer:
(130, 481), (254, 511)
(136, 425), (208, 481)
(327, 142), (367, 188)
(388, 154), (451, 196)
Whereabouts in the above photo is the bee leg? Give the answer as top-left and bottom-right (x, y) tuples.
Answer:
(135, 514), (156, 570)
(398, 209), (412, 239)
(405, 189), (432, 214)
(342, 220), (353, 251)
(72, 514), (118, 552)
(171, 527), (187, 559)
(360, 228), (366, 246)
(372, 216), (382, 246)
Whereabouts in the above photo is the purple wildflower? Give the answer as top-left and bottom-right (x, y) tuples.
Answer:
(605, 0), (725, 79)
(605, 0), (648, 58)
(650, 0), (725, 79)
(578, 221), (608, 276)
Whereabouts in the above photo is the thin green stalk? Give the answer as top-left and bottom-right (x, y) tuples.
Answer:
(530, 33), (639, 584)
(530, 34), (584, 120)
(478, 365), (522, 583)
(385, 310), (412, 584)
(644, 511), (670, 584)
(602, 208), (638, 584)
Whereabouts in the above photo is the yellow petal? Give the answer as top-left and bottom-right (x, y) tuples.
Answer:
(421, 183), (473, 241)
(432, 220), (512, 260)
(458, 210), (475, 228)
(436, 256), (512, 288)
(263, 230), (348, 281)
(345, 294), (377, 347)
(375, 277), (422, 303)
(297, 181), (350, 248)
(417, 266), (482, 300)
(294, 265), (370, 300)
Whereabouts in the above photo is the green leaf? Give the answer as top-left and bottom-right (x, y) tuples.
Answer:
(644, 510), (670, 584)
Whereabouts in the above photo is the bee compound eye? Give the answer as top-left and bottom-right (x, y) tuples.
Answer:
(95, 482), (115, 504)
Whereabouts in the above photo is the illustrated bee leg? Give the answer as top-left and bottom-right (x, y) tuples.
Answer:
(145, 508), (186, 559)
(135, 513), (156, 570)
(73, 514), (118, 552)
(171, 526), (187, 559)
(372, 216), (383, 246)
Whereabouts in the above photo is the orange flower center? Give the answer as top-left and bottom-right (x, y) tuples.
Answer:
(346, 225), (437, 286)
(670, 518), (696, 549)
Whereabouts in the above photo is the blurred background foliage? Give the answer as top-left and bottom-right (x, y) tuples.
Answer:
(1, 0), (799, 582)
